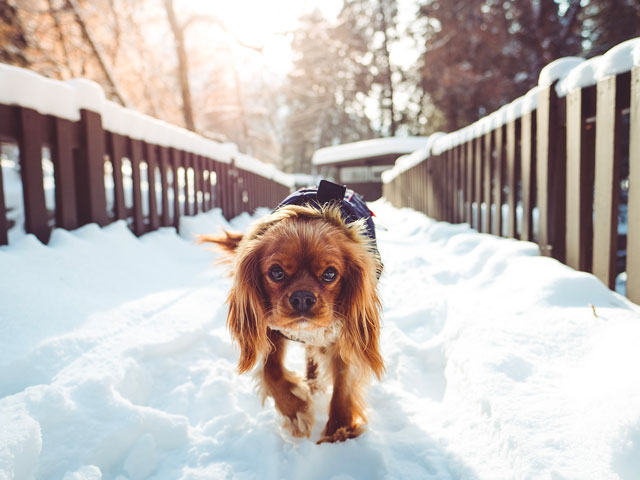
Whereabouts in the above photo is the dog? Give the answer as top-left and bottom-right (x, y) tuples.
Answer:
(201, 181), (384, 443)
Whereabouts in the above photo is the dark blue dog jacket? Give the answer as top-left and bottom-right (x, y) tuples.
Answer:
(275, 180), (382, 278)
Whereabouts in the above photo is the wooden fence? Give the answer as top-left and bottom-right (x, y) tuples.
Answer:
(383, 63), (639, 304)
(0, 69), (291, 246)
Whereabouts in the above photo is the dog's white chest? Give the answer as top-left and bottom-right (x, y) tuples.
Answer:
(271, 321), (342, 347)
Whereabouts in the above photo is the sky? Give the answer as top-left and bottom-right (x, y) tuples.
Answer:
(185, 0), (344, 73)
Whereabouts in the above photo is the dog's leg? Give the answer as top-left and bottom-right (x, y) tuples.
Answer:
(261, 330), (314, 438)
(318, 353), (366, 443)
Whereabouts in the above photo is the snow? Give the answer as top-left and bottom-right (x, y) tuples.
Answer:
(0, 63), (79, 121)
(312, 137), (432, 166)
(2, 198), (640, 479)
(538, 56), (585, 90)
(558, 55), (602, 97)
(381, 133), (445, 183)
(595, 38), (640, 81)
(0, 61), (294, 187)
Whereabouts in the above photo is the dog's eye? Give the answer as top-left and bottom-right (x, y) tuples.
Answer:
(321, 267), (337, 282)
(269, 266), (285, 282)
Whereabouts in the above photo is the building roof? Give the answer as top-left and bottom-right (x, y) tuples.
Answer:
(311, 137), (432, 166)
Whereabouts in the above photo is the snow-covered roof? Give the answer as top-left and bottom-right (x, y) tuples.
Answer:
(0, 62), (295, 187)
(312, 137), (432, 166)
(381, 133), (444, 184)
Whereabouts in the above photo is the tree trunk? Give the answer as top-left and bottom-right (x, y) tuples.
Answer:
(377, 0), (396, 136)
(163, 0), (196, 132)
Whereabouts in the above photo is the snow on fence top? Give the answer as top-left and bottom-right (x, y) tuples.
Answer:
(382, 36), (640, 184)
(0, 62), (294, 187)
(312, 136), (432, 166)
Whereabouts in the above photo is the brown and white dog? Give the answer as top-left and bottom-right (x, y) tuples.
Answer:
(201, 197), (383, 443)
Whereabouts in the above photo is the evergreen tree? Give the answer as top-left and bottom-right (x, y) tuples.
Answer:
(582, 0), (640, 55)
(417, 0), (584, 131)
(281, 10), (375, 173)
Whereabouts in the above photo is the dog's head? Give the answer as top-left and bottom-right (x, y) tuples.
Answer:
(220, 204), (383, 378)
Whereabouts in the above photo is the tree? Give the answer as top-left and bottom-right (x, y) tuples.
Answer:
(581, 0), (640, 56)
(416, 0), (584, 131)
(337, 0), (404, 136)
(0, 1), (31, 67)
(281, 9), (376, 173)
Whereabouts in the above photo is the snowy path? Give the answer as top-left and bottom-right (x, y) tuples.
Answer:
(2, 203), (640, 480)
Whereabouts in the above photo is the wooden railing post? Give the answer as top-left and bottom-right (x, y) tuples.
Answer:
(106, 133), (127, 221)
(592, 72), (631, 288)
(474, 135), (483, 231)
(158, 147), (171, 226)
(627, 66), (640, 303)
(483, 131), (493, 233)
(76, 109), (108, 228)
(128, 138), (145, 236)
(170, 148), (181, 230)
(520, 110), (537, 242)
(17, 107), (49, 243)
(536, 83), (566, 260)
(506, 118), (519, 239)
(466, 140), (474, 225)
(492, 125), (505, 236)
(51, 117), (78, 230)
(145, 142), (160, 230)
(0, 150), (7, 245)
(565, 86), (596, 272)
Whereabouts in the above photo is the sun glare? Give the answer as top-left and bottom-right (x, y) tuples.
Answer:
(185, 0), (342, 72)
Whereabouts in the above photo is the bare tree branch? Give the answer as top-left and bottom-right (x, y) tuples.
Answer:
(47, 0), (74, 78)
(66, 0), (128, 106)
(182, 13), (264, 54)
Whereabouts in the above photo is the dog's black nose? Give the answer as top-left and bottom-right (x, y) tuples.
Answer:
(289, 290), (316, 313)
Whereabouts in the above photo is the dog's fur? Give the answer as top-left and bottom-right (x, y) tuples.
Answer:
(200, 204), (383, 443)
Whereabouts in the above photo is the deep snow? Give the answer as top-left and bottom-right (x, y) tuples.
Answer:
(1, 202), (640, 480)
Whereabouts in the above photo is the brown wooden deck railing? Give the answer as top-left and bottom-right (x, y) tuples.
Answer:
(383, 65), (640, 304)
(0, 69), (291, 246)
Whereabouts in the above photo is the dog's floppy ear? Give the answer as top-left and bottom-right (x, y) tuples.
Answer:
(197, 230), (244, 262)
(338, 242), (385, 380)
(227, 237), (270, 373)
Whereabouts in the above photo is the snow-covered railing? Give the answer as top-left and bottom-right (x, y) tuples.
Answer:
(382, 37), (640, 304)
(0, 63), (294, 245)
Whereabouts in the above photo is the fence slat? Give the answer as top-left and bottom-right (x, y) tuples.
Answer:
(592, 73), (630, 288)
(51, 117), (78, 230)
(145, 142), (160, 231)
(474, 136), (483, 231)
(506, 119), (518, 238)
(17, 107), (49, 243)
(536, 84), (566, 260)
(492, 126), (504, 236)
(76, 110), (108, 228)
(466, 140), (473, 224)
(628, 67), (640, 303)
(107, 133), (127, 221)
(129, 138), (145, 236)
(520, 111), (536, 242)
(219, 162), (231, 219)
(158, 147), (171, 227)
(483, 131), (493, 233)
(0, 143), (8, 245)
(170, 148), (181, 230)
(565, 86), (596, 272)
(183, 152), (191, 216)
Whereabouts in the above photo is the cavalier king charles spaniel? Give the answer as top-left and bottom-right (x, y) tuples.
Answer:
(201, 184), (383, 444)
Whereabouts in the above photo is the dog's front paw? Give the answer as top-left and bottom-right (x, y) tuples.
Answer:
(277, 382), (315, 438)
(317, 423), (364, 444)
